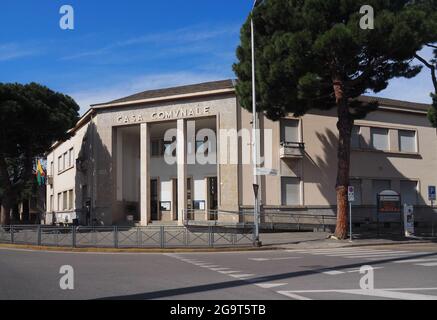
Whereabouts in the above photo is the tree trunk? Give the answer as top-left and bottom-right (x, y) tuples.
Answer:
(0, 156), (11, 225)
(22, 200), (30, 222)
(333, 78), (353, 239)
(0, 197), (11, 225)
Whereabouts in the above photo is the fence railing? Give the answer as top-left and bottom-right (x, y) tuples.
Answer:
(0, 225), (255, 248)
(184, 209), (437, 237)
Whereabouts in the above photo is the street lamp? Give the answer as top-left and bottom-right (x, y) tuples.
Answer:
(251, 0), (263, 247)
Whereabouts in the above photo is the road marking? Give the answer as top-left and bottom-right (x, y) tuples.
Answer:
(324, 250), (408, 257)
(343, 252), (424, 259)
(322, 270), (344, 275)
(218, 270), (241, 274)
(321, 266), (384, 275)
(230, 274), (256, 279)
(347, 267), (383, 273)
(365, 253), (432, 261)
(394, 258), (437, 264)
(256, 283), (288, 289)
(286, 248), (383, 253)
(277, 288), (437, 300)
(416, 262), (437, 267)
(200, 265), (220, 268)
(277, 291), (312, 300)
(249, 257), (301, 261)
(210, 267), (231, 271)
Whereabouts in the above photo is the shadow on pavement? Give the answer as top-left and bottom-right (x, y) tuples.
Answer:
(97, 251), (437, 300)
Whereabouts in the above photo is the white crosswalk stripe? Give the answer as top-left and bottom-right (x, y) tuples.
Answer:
(416, 262), (437, 267)
(285, 248), (437, 267)
(230, 274), (255, 279)
(322, 266), (384, 275)
(394, 258), (437, 264)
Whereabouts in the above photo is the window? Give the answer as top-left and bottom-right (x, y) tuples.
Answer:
(208, 177), (218, 210)
(63, 191), (68, 211)
(68, 190), (74, 210)
(187, 178), (192, 210)
(57, 193), (62, 211)
(151, 140), (161, 157)
(372, 180), (391, 204)
(399, 130), (417, 153)
(50, 161), (54, 176)
(68, 148), (74, 167)
(63, 152), (68, 170)
(371, 128), (389, 151)
(58, 156), (63, 172)
(400, 180), (418, 205)
(281, 119), (300, 143)
(50, 195), (54, 212)
(351, 126), (361, 149)
(281, 177), (301, 206)
(349, 179), (362, 205)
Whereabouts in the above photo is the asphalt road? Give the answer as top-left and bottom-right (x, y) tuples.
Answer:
(1, 243), (437, 300)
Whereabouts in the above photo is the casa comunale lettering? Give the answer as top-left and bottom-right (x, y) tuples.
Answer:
(117, 107), (210, 124)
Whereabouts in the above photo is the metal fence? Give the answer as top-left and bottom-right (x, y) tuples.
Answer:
(185, 209), (437, 238)
(0, 225), (255, 248)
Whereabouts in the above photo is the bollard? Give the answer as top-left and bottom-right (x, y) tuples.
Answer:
(114, 226), (119, 248)
(160, 226), (165, 248)
(37, 226), (42, 246)
(72, 226), (76, 248)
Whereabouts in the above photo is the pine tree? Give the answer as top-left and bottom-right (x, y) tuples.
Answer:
(233, 0), (436, 239)
(0, 83), (79, 225)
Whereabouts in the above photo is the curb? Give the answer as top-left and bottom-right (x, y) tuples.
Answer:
(267, 239), (436, 250)
(0, 243), (279, 254)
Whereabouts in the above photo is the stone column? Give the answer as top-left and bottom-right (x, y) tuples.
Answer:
(177, 119), (187, 226)
(140, 123), (150, 226)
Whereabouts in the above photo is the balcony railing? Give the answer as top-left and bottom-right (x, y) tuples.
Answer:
(280, 141), (305, 159)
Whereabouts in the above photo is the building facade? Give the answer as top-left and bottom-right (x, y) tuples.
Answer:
(45, 80), (436, 226)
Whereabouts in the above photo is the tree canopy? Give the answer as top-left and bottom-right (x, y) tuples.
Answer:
(234, 0), (435, 119)
(233, 0), (437, 238)
(0, 82), (80, 224)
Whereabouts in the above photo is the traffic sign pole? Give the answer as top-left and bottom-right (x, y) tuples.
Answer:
(348, 186), (354, 242)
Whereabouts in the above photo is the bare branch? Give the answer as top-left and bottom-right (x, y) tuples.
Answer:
(415, 54), (437, 92)
(425, 43), (437, 50)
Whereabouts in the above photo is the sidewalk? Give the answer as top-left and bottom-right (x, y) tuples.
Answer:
(260, 232), (437, 250)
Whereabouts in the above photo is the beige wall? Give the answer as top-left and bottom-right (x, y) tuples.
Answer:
(47, 89), (436, 225)
(240, 106), (437, 208)
(46, 118), (94, 217)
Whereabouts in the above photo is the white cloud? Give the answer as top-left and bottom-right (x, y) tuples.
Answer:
(0, 43), (39, 61)
(69, 71), (231, 115)
(61, 24), (239, 61)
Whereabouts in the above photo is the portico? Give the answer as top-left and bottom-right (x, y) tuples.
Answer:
(114, 110), (225, 226)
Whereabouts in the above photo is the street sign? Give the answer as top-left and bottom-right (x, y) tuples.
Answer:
(428, 186), (436, 201)
(377, 190), (401, 213)
(256, 168), (278, 176)
(348, 186), (355, 202)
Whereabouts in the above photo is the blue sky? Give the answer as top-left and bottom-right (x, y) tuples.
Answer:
(0, 0), (434, 115)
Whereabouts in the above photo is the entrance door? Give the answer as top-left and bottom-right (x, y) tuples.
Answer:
(151, 179), (159, 220)
(208, 177), (218, 220)
(208, 177), (218, 210)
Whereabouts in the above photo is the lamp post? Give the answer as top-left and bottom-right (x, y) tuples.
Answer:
(251, 0), (263, 247)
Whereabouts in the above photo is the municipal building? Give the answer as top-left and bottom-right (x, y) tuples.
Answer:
(45, 80), (436, 226)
